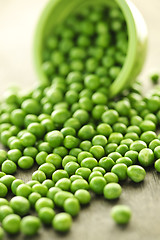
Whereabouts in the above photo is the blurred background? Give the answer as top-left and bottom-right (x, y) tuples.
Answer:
(0, 0), (160, 94)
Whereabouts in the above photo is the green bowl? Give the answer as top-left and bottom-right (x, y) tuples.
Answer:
(33, 0), (148, 97)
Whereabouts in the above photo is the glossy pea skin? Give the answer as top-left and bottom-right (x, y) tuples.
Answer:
(47, 187), (62, 201)
(90, 176), (106, 195)
(38, 163), (56, 178)
(55, 178), (71, 191)
(16, 184), (32, 198)
(38, 207), (55, 225)
(52, 170), (69, 183)
(32, 170), (46, 183)
(154, 159), (160, 172)
(81, 157), (98, 169)
(20, 216), (41, 236)
(35, 197), (54, 212)
(138, 148), (154, 167)
(52, 212), (72, 232)
(130, 140), (147, 152)
(116, 157), (132, 167)
(46, 153), (62, 169)
(11, 179), (24, 195)
(1, 160), (17, 174)
(0, 182), (8, 197)
(104, 172), (119, 183)
(0, 205), (13, 222)
(28, 192), (41, 208)
(18, 156), (34, 170)
(70, 179), (89, 193)
(127, 165), (146, 182)
(10, 196), (30, 216)
(74, 189), (91, 205)
(103, 183), (122, 200)
(64, 162), (80, 176)
(0, 150), (7, 165)
(99, 157), (115, 171)
(0, 198), (9, 207)
(0, 175), (16, 189)
(42, 179), (55, 189)
(75, 167), (91, 180)
(64, 197), (80, 216)
(111, 163), (127, 181)
(54, 191), (73, 208)
(111, 205), (132, 224)
(2, 214), (21, 235)
(32, 183), (48, 197)
(7, 149), (22, 163)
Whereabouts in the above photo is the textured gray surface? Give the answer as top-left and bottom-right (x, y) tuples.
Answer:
(0, 0), (160, 239)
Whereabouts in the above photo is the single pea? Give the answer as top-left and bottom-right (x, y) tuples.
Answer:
(105, 143), (118, 154)
(80, 140), (92, 151)
(32, 183), (48, 197)
(149, 139), (160, 151)
(111, 163), (128, 181)
(70, 179), (89, 193)
(116, 144), (128, 156)
(124, 150), (138, 164)
(55, 178), (71, 191)
(64, 197), (80, 217)
(46, 153), (62, 169)
(28, 192), (41, 208)
(103, 183), (122, 200)
(90, 146), (105, 160)
(92, 166), (106, 175)
(38, 142), (52, 153)
(52, 170), (69, 183)
(11, 179), (24, 195)
(111, 205), (132, 224)
(54, 191), (73, 208)
(154, 146), (160, 159)
(63, 135), (80, 149)
(27, 122), (45, 139)
(92, 135), (107, 147)
(64, 118), (81, 131)
(61, 127), (76, 137)
(52, 212), (72, 232)
(23, 147), (38, 158)
(0, 175), (16, 189)
(18, 156), (34, 170)
(99, 157), (115, 171)
(36, 151), (48, 165)
(116, 157), (133, 167)
(81, 157), (98, 170)
(51, 109), (70, 125)
(42, 179), (55, 189)
(69, 148), (82, 157)
(0, 182), (8, 197)
(10, 109), (25, 127)
(20, 132), (36, 147)
(10, 196), (30, 216)
(154, 159), (160, 172)
(108, 132), (123, 145)
(74, 189), (91, 205)
(0, 150), (7, 165)
(47, 187), (62, 201)
(140, 131), (157, 145)
(78, 125), (95, 140)
(21, 99), (41, 115)
(130, 140), (147, 152)
(120, 138), (133, 147)
(102, 110), (119, 125)
(32, 170), (46, 183)
(108, 152), (122, 162)
(35, 197), (54, 212)
(97, 123), (113, 137)
(64, 162), (80, 176)
(16, 184), (32, 198)
(104, 172), (119, 183)
(2, 214), (21, 235)
(138, 148), (154, 167)
(46, 130), (64, 148)
(20, 216), (41, 236)
(73, 109), (89, 125)
(84, 74), (100, 90)
(62, 155), (77, 168)
(77, 151), (93, 164)
(27, 180), (39, 188)
(38, 163), (55, 178)
(38, 207), (55, 225)
(92, 105), (107, 120)
(0, 198), (9, 207)
(140, 120), (156, 132)
(115, 100), (131, 116)
(112, 123), (127, 135)
(90, 176), (106, 195)
(0, 205), (13, 222)
(75, 167), (91, 180)
(0, 172), (6, 178)
(7, 149), (22, 163)
(1, 160), (17, 174)
(125, 132), (139, 141)
(127, 125), (141, 135)
(127, 165), (146, 182)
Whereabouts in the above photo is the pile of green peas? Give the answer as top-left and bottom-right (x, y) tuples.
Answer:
(0, 3), (160, 238)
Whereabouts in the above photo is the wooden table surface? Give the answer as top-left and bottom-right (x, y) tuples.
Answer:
(0, 0), (160, 240)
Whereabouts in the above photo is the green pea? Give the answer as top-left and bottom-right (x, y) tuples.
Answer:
(99, 157), (115, 171)
(32, 184), (48, 197)
(127, 165), (146, 182)
(55, 178), (71, 191)
(0, 227), (4, 240)
(70, 179), (89, 193)
(111, 163), (127, 181)
(11, 179), (24, 195)
(124, 150), (138, 164)
(38, 207), (55, 225)
(0, 182), (8, 197)
(20, 216), (41, 236)
(54, 191), (73, 208)
(81, 157), (98, 170)
(18, 156), (34, 170)
(35, 197), (54, 212)
(0, 205), (13, 222)
(116, 157), (132, 167)
(38, 163), (55, 178)
(1, 160), (17, 174)
(0, 175), (16, 189)
(75, 167), (91, 180)
(80, 141), (92, 151)
(90, 176), (106, 194)
(52, 212), (72, 232)
(97, 123), (113, 137)
(16, 184), (32, 198)
(63, 135), (80, 149)
(46, 130), (64, 148)
(154, 159), (160, 172)
(103, 183), (122, 200)
(47, 187), (62, 201)
(64, 197), (80, 216)
(78, 125), (95, 140)
(111, 205), (131, 224)
(6, 149), (21, 164)
(46, 153), (62, 169)
(42, 179), (55, 189)
(140, 131), (157, 145)
(108, 152), (122, 162)
(105, 143), (118, 154)
(104, 172), (119, 183)
(130, 140), (147, 152)
(32, 170), (46, 183)
(149, 139), (160, 151)
(102, 110), (119, 125)
(89, 146), (105, 160)
(52, 170), (69, 183)
(0, 150), (7, 165)
(74, 189), (91, 205)
(28, 192), (41, 208)
(0, 198), (9, 207)
(2, 214), (21, 235)
(138, 148), (154, 167)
